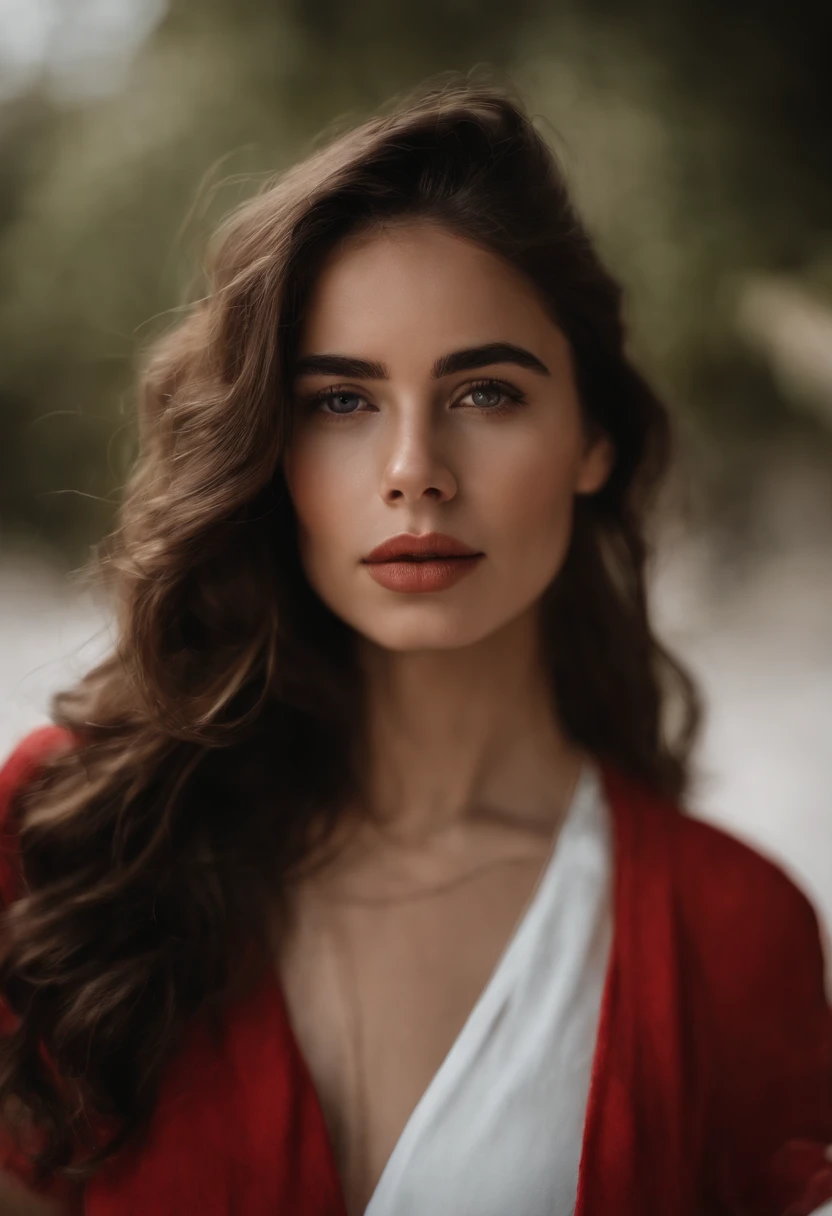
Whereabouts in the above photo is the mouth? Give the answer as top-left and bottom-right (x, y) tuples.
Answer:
(362, 531), (483, 564)
(362, 551), (484, 594)
(374, 553), (480, 563)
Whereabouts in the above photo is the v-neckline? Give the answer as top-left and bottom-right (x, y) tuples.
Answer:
(362, 760), (603, 1215)
(269, 760), (611, 1216)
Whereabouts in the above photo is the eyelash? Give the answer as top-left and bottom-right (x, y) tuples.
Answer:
(303, 377), (528, 421)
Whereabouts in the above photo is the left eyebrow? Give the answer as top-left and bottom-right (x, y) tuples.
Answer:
(292, 342), (551, 381)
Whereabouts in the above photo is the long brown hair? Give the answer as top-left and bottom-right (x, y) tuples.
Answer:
(0, 72), (701, 1184)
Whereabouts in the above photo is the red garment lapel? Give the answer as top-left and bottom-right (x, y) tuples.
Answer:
(86, 975), (348, 1215)
(574, 764), (695, 1216)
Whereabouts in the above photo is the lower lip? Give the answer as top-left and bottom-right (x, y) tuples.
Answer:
(363, 555), (484, 593)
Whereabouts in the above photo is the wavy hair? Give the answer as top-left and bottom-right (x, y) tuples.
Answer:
(0, 73), (701, 1184)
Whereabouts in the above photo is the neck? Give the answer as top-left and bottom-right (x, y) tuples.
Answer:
(355, 606), (584, 842)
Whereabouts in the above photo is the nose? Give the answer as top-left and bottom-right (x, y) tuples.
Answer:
(378, 415), (457, 505)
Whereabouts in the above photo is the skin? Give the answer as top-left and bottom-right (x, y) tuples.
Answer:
(279, 218), (614, 1214)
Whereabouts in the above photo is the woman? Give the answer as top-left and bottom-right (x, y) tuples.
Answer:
(0, 76), (830, 1216)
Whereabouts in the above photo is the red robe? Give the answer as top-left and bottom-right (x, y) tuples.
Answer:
(1, 723), (832, 1215)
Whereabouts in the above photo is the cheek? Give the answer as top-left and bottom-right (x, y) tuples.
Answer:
(284, 441), (347, 543)
(482, 430), (579, 555)
(282, 438), (368, 593)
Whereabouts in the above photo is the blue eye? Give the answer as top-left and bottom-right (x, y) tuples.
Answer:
(462, 379), (525, 418)
(461, 379), (527, 414)
(314, 390), (365, 416)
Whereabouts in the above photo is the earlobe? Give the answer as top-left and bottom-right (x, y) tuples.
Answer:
(575, 433), (615, 496)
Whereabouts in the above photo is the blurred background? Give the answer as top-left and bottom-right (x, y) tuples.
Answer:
(0, 1), (829, 942)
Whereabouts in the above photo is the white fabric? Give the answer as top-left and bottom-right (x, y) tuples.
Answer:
(364, 761), (613, 1216)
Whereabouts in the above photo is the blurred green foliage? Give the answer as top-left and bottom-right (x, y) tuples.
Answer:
(1, 0), (830, 565)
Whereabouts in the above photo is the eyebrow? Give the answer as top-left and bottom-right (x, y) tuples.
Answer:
(292, 341), (551, 381)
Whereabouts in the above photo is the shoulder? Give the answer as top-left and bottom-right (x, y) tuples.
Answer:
(606, 758), (829, 1007)
(0, 725), (78, 800)
(606, 764), (826, 983)
(665, 808), (832, 1128)
(646, 799), (832, 1203)
(0, 725), (79, 903)
(668, 809), (827, 993)
(661, 800), (832, 1200)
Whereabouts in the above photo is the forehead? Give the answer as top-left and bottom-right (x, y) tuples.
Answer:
(296, 219), (562, 364)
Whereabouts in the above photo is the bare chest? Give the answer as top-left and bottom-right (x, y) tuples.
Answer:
(277, 845), (550, 1215)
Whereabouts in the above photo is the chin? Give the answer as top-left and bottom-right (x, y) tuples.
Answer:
(348, 604), (504, 654)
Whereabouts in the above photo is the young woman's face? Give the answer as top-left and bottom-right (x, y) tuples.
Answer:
(283, 219), (612, 653)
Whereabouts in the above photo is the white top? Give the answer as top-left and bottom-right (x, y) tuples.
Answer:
(363, 760), (614, 1216)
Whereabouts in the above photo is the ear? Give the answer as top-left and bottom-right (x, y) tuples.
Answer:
(575, 431), (615, 496)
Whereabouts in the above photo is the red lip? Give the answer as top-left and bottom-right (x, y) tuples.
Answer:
(363, 532), (483, 563)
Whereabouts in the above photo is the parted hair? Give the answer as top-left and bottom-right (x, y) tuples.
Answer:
(0, 71), (700, 1184)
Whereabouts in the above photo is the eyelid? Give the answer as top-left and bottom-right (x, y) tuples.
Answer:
(459, 376), (525, 400)
(300, 383), (372, 412)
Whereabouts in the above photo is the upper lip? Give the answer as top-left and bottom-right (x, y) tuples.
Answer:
(363, 532), (483, 562)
